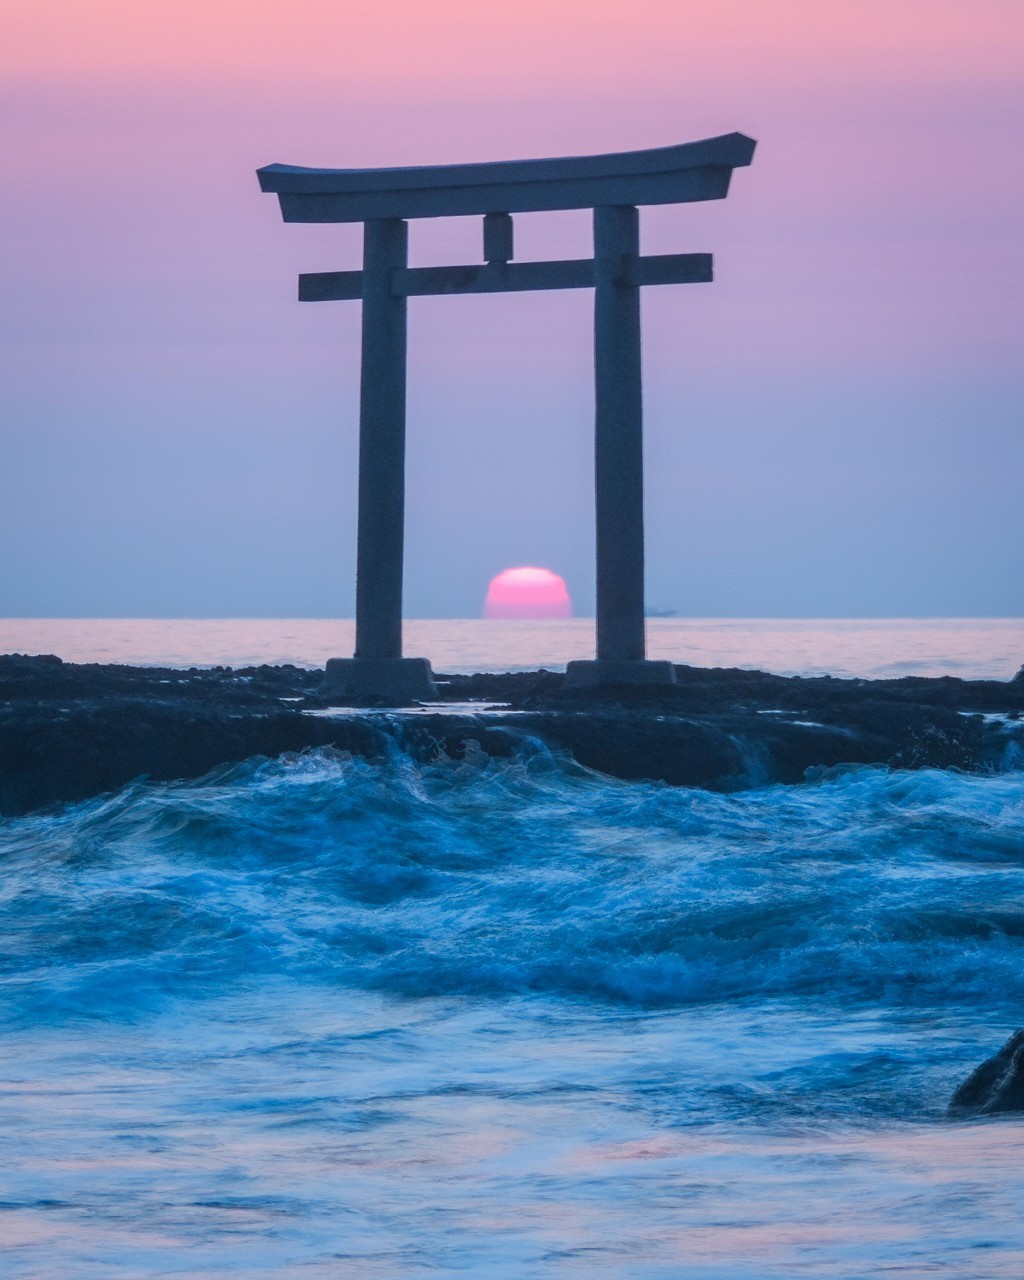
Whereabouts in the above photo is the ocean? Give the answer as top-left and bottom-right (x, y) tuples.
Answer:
(2, 615), (1023, 680)
(1, 618), (1023, 1276)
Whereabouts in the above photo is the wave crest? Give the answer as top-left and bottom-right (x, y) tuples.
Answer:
(1, 748), (1023, 1020)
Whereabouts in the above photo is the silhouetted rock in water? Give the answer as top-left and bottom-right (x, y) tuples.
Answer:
(1, 654), (1023, 815)
(949, 1032), (1024, 1116)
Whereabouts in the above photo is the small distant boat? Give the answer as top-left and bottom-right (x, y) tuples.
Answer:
(645, 608), (678, 618)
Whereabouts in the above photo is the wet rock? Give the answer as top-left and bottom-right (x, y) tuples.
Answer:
(949, 1031), (1024, 1116)
(2, 654), (1024, 815)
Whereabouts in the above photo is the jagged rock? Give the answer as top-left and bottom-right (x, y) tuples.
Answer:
(949, 1031), (1024, 1116)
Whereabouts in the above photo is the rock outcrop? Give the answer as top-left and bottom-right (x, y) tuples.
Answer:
(949, 1031), (1024, 1116)
(1, 654), (1023, 816)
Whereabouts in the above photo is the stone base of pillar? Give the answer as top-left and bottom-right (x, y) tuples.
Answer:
(323, 657), (438, 703)
(564, 659), (677, 690)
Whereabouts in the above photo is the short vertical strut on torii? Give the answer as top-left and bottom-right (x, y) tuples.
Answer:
(258, 131), (756, 702)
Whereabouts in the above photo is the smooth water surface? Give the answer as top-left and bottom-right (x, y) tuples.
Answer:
(2, 616), (1023, 679)
(2, 746), (1023, 1276)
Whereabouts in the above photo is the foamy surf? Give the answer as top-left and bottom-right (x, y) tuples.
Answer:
(1, 750), (1023, 1274)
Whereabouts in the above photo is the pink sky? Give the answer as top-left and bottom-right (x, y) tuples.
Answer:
(1, 1), (1022, 617)
(6, 1), (1019, 90)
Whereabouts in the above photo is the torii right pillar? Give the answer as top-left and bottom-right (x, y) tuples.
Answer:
(565, 204), (677, 688)
(594, 204), (646, 662)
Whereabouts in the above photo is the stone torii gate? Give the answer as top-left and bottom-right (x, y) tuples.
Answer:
(258, 132), (755, 700)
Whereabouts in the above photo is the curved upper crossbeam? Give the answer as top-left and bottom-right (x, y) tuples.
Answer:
(258, 132), (756, 223)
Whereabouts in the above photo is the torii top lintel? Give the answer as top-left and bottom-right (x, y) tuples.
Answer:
(257, 132), (756, 224)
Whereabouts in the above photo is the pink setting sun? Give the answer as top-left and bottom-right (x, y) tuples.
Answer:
(484, 567), (572, 619)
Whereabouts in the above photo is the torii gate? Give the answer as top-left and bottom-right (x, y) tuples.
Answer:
(258, 132), (756, 700)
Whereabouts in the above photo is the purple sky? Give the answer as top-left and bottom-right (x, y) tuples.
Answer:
(2, 0), (1022, 617)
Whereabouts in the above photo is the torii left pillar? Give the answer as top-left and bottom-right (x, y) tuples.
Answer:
(324, 217), (438, 702)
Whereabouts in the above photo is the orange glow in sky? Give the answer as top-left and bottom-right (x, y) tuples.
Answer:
(485, 568), (573, 619)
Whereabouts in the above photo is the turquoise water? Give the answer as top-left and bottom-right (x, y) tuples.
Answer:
(2, 745), (1023, 1276)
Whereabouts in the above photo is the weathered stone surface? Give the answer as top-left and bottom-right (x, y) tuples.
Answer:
(323, 657), (437, 702)
(564, 659), (676, 688)
(949, 1031), (1024, 1116)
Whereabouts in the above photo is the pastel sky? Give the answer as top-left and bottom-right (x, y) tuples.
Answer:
(2, 0), (1021, 617)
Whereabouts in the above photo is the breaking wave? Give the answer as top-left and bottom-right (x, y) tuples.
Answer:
(4, 747), (1024, 1277)
(2, 745), (1022, 1022)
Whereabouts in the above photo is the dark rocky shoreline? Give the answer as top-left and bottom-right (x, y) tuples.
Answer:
(1, 653), (1022, 816)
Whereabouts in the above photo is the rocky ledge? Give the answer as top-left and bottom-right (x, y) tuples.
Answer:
(1, 653), (1022, 816)
(950, 1031), (1024, 1117)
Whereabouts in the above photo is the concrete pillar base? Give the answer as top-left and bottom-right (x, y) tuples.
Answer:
(564, 659), (677, 690)
(323, 657), (438, 703)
